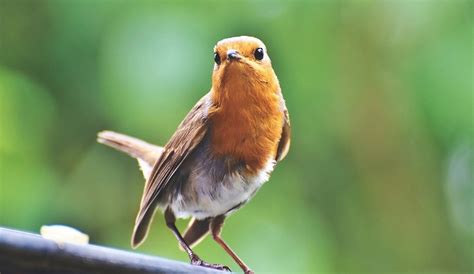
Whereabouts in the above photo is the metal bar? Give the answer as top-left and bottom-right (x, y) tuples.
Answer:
(0, 227), (223, 274)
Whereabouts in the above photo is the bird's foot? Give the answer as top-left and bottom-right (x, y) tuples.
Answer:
(190, 255), (231, 272)
(244, 269), (254, 274)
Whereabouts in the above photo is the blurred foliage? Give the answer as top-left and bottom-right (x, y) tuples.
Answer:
(0, 0), (472, 273)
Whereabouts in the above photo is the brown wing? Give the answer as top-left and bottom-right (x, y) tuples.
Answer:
(276, 108), (291, 161)
(182, 218), (211, 249)
(132, 93), (211, 248)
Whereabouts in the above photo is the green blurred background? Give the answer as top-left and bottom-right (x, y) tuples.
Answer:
(0, 0), (472, 273)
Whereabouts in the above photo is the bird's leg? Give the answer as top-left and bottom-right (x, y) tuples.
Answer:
(164, 208), (231, 272)
(211, 215), (254, 274)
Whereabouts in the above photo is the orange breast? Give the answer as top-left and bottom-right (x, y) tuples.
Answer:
(209, 83), (283, 174)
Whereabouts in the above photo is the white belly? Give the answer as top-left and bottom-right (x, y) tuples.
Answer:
(170, 158), (276, 219)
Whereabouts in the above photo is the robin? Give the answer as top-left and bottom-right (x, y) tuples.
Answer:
(98, 36), (290, 273)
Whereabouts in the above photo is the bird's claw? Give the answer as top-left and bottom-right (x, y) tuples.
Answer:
(190, 255), (231, 272)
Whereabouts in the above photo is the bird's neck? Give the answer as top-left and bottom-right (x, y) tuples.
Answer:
(209, 80), (283, 174)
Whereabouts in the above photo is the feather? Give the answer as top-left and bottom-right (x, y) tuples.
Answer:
(132, 94), (211, 248)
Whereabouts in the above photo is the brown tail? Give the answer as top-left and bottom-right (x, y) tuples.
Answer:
(97, 130), (163, 165)
(98, 130), (165, 248)
(97, 130), (163, 179)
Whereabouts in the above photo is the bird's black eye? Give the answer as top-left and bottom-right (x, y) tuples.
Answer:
(254, 48), (264, 60)
(214, 52), (221, 65)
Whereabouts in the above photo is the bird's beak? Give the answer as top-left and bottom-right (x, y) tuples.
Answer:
(227, 49), (241, 61)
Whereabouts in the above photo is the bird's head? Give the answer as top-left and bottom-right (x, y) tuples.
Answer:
(211, 36), (279, 93)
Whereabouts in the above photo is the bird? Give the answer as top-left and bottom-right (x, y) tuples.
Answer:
(97, 36), (290, 274)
